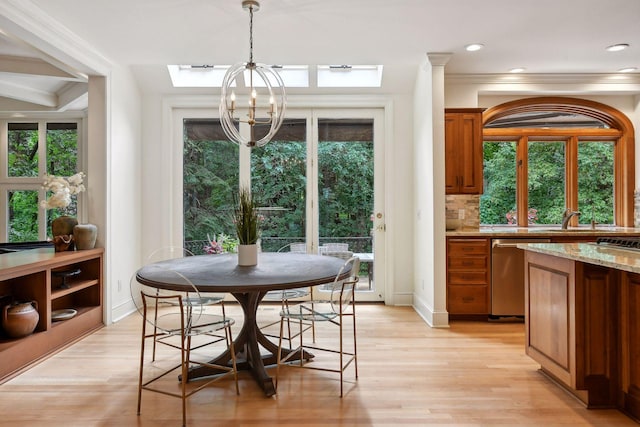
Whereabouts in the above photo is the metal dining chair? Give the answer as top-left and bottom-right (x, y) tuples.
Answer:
(134, 247), (228, 359)
(132, 265), (239, 427)
(260, 242), (314, 346)
(275, 256), (360, 397)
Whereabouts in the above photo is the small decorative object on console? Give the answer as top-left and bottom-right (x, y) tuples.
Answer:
(2, 301), (39, 338)
(52, 268), (81, 289)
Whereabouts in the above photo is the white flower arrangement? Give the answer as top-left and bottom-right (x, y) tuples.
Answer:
(40, 172), (86, 210)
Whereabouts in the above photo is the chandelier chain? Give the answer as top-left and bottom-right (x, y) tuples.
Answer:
(249, 4), (254, 64)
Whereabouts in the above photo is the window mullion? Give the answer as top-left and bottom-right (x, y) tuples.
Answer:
(517, 136), (528, 227)
(566, 136), (578, 225)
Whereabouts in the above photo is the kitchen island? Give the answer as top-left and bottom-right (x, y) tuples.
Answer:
(519, 241), (640, 422)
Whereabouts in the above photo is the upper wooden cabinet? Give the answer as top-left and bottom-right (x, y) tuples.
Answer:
(445, 108), (484, 194)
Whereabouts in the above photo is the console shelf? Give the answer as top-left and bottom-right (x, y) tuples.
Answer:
(0, 247), (103, 382)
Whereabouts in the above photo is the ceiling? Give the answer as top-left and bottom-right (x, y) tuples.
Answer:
(1, 0), (640, 112)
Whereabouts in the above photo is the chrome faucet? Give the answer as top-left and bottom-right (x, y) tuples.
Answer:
(561, 209), (581, 229)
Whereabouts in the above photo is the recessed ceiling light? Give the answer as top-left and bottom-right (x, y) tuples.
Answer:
(606, 43), (629, 52)
(465, 43), (484, 52)
(509, 67), (526, 73)
(618, 67), (638, 73)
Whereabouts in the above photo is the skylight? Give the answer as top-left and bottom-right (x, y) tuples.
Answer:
(167, 65), (230, 87)
(317, 65), (383, 88)
(168, 65), (309, 88)
(168, 65), (384, 88)
(243, 65), (309, 88)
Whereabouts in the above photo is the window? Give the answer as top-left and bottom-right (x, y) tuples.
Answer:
(480, 97), (634, 227)
(182, 119), (238, 253)
(480, 141), (516, 225)
(1, 120), (81, 242)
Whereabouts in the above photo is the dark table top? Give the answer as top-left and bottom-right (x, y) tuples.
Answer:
(136, 252), (351, 293)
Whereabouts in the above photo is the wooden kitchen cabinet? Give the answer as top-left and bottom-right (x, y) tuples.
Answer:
(446, 237), (490, 316)
(524, 250), (619, 409)
(445, 108), (484, 194)
(621, 272), (640, 418)
(0, 248), (103, 382)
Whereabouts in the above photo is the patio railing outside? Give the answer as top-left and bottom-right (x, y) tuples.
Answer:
(185, 236), (372, 256)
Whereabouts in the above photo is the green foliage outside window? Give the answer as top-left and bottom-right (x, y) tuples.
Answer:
(183, 133), (239, 243)
(184, 127), (374, 254)
(4, 122), (78, 242)
(480, 140), (614, 226)
(318, 141), (373, 241)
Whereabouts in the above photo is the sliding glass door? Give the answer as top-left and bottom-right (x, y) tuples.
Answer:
(179, 108), (384, 302)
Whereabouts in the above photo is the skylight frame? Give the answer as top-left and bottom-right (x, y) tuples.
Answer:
(317, 65), (383, 88)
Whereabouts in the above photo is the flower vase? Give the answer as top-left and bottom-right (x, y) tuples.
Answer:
(51, 216), (78, 252)
(73, 224), (98, 250)
(237, 244), (258, 266)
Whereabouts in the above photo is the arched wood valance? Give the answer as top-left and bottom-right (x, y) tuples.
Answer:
(483, 96), (634, 133)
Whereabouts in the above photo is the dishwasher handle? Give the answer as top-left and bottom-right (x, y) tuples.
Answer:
(492, 239), (551, 249)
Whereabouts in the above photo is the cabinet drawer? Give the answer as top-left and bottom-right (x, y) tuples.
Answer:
(447, 240), (489, 256)
(448, 270), (488, 284)
(447, 285), (489, 314)
(448, 256), (487, 270)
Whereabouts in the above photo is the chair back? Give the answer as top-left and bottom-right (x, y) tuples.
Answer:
(289, 243), (307, 253)
(141, 246), (224, 306)
(276, 242), (306, 253)
(330, 256), (360, 314)
(133, 263), (210, 334)
(324, 242), (349, 252)
(324, 250), (353, 261)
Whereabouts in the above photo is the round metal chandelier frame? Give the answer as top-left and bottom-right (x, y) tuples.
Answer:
(219, 0), (286, 148)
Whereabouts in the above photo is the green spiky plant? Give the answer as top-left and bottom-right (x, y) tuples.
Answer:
(233, 187), (260, 245)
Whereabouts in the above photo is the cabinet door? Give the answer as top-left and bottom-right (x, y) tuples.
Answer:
(444, 114), (460, 193)
(444, 109), (484, 194)
(622, 272), (640, 419)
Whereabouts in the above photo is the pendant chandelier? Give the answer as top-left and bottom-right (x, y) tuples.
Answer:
(220, 0), (286, 148)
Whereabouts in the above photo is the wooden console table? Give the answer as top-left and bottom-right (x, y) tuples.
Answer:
(0, 248), (104, 382)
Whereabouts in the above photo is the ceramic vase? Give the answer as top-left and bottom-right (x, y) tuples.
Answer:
(2, 301), (39, 338)
(51, 215), (77, 236)
(237, 244), (258, 266)
(73, 223), (98, 250)
(51, 216), (77, 252)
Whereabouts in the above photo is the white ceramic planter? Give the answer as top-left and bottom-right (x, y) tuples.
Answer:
(237, 244), (258, 266)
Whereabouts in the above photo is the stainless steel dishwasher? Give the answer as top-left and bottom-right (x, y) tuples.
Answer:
(491, 238), (550, 317)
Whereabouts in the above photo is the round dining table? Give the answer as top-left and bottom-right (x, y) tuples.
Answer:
(135, 251), (351, 397)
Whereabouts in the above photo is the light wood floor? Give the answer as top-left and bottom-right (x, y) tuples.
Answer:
(0, 303), (636, 426)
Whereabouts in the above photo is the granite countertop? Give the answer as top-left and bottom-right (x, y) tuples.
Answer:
(446, 225), (640, 237)
(517, 242), (640, 274)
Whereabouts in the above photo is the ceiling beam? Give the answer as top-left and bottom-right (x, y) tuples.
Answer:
(0, 54), (83, 81)
(0, 78), (56, 107)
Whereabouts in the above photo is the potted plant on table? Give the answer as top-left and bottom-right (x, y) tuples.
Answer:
(233, 186), (260, 266)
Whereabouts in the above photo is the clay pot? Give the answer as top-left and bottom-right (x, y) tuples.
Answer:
(2, 301), (39, 338)
(73, 224), (98, 250)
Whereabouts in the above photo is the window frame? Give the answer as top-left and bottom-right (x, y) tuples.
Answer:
(0, 118), (84, 241)
(483, 97), (634, 227)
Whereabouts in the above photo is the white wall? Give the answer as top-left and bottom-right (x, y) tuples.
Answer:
(412, 55), (450, 327)
(107, 65), (143, 322)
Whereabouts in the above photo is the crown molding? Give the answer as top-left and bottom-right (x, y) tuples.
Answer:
(446, 73), (640, 85)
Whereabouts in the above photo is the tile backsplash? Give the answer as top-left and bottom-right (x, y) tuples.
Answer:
(445, 194), (480, 229)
